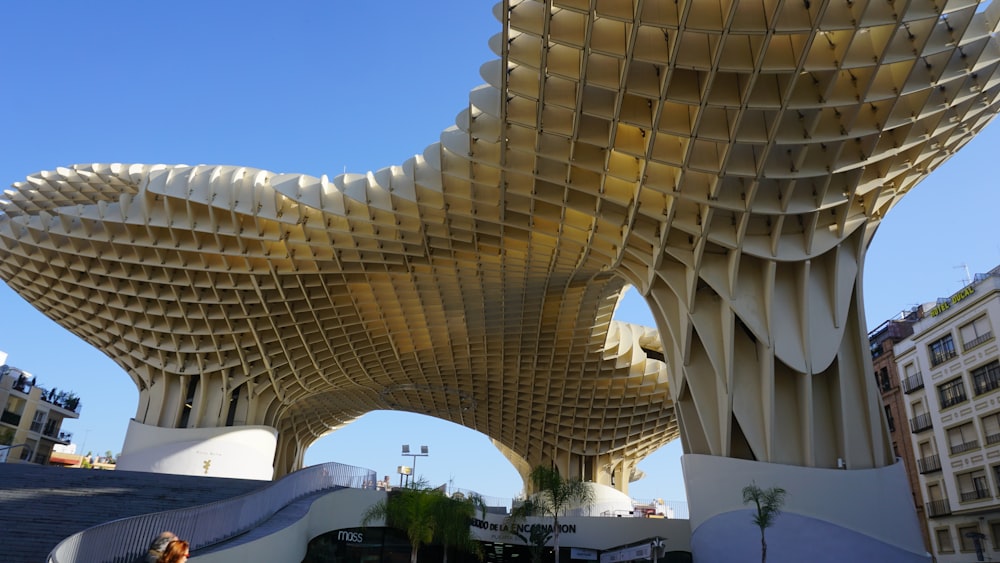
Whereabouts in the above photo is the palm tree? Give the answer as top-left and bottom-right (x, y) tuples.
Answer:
(362, 481), (440, 563)
(742, 481), (787, 563)
(509, 465), (595, 563)
(361, 480), (485, 563)
(434, 491), (486, 563)
(502, 504), (552, 563)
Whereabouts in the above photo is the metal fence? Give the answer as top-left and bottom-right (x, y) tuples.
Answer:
(46, 462), (375, 563)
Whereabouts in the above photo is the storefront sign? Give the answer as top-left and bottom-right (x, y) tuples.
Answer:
(337, 530), (364, 543)
(470, 518), (577, 535)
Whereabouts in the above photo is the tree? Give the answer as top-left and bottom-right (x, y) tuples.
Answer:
(433, 491), (486, 563)
(509, 466), (595, 563)
(361, 480), (484, 563)
(503, 503), (552, 563)
(742, 481), (787, 563)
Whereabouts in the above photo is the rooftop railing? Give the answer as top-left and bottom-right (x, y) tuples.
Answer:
(46, 461), (375, 563)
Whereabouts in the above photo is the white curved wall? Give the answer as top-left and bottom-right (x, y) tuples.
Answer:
(116, 419), (277, 480)
(683, 454), (928, 562)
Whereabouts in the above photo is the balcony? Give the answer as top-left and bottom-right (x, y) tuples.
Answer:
(963, 332), (994, 351)
(932, 349), (958, 367)
(41, 428), (72, 443)
(987, 432), (1000, 446)
(941, 390), (968, 409)
(902, 373), (924, 394)
(910, 413), (933, 433)
(0, 410), (21, 426)
(917, 455), (942, 474)
(960, 488), (991, 502)
(926, 499), (952, 518)
(974, 374), (1000, 396)
(950, 440), (980, 455)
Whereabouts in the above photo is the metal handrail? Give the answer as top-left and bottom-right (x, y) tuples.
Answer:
(46, 461), (376, 563)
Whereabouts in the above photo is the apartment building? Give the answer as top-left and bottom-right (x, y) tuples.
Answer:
(0, 351), (80, 465)
(869, 310), (931, 552)
(897, 268), (1000, 561)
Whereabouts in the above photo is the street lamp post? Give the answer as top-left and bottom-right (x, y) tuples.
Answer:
(401, 444), (428, 486)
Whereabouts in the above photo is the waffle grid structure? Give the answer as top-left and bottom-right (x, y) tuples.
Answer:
(1, 0), (999, 485)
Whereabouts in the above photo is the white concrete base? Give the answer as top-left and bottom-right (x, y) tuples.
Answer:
(682, 454), (929, 562)
(116, 419), (277, 480)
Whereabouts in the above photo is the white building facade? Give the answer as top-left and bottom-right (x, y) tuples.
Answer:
(0, 353), (80, 465)
(898, 268), (1000, 561)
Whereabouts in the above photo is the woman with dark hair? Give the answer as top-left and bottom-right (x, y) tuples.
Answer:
(157, 539), (190, 563)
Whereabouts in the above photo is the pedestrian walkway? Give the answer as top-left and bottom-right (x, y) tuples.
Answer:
(0, 463), (266, 563)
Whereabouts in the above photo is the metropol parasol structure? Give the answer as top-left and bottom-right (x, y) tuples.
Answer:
(2, 1), (999, 560)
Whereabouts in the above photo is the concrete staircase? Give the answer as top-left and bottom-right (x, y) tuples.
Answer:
(0, 463), (266, 563)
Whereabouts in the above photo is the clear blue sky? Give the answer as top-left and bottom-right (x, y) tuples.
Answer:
(1, 2), (998, 509)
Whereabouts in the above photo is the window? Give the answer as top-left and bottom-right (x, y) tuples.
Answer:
(879, 367), (891, 391)
(961, 316), (993, 351)
(958, 524), (984, 552)
(936, 527), (954, 553)
(990, 520), (1000, 552)
(29, 409), (46, 433)
(918, 440), (941, 473)
(957, 470), (991, 501)
(902, 363), (924, 393)
(4, 396), (25, 415)
(973, 361), (1000, 396)
(919, 441), (935, 459)
(939, 377), (968, 409)
(930, 334), (958, 366)
(871, 339), (883, 359)
(926, 483), (951, 517)
(910, 400), (933, 433)
(1, 396), (25, 426)
(884, 405), (895, 432)
(948, 422), (979, 455)
(19, 439), (37, 460)
(985, 413), (1000, 446)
